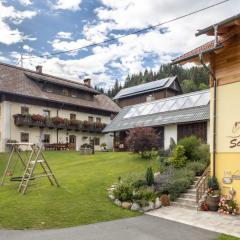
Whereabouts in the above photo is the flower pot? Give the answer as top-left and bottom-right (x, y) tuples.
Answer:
(206, 195), (220, 211)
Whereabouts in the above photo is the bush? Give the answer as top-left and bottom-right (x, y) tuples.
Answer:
(113, 183), (133, 201)
(146, 167), (154, 186)
(132, 186), (156, 202)
(160, 167), (195, 201)
(125, 127), (160, 158)
(197, 144), (210, 163)
(208, 176), (219, 190)
(132, 179), (146, 189)
(186, 161), (207, 176)
(178, 136), (201, 160)
(168, 145), (187, 168)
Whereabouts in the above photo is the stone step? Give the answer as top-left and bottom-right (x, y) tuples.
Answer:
(189, 184), (196, 190)
(171, 201), (198, 210)
(187, 189), (196, 194)
(175, 197), (196, 205)
(180, 193), (196, 200)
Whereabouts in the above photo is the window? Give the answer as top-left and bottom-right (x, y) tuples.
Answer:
(88, 116), (94, 122)
(71, 91), (77, 98)
(21, 132), (29, 142)
(21, 106), (29, 115)
(62, 89), (69, 96)
(43, 110), (50, 118)
(70, 113), (76, 120)
(46, 87), (53, 93)
(43, 134), (50, 143)
(94, 138), (100, 146)
(96, 117), (101, 123)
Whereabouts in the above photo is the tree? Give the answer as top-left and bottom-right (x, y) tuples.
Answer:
(125, 127), (159, 158)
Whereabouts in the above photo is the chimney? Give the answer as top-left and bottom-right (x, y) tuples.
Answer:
(36, 65), (43, 74)
(83, 78), (91, 87)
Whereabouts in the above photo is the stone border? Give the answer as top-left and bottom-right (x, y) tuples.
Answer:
(107, 184), (162, 212)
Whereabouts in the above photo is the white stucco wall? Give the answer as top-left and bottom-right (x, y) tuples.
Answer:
(0, 101), (113, 152)
(164, 124), (177, 150)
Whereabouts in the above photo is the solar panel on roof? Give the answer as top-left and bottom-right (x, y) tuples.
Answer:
(114, 77), (176, 99)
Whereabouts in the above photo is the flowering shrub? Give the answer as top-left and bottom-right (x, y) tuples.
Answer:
(218, 196), (238, 215)
(31, 114), (46, 121)
(69, 119), (79, 126)
(51, 116), (64, 124)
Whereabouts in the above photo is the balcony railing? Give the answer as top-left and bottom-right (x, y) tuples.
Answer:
(13, 114), (107, 133)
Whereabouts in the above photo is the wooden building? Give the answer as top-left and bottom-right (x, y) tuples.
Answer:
(104, 89), (210, 151)
(113, 76), (182, 108)
(173, 13), (240, 205)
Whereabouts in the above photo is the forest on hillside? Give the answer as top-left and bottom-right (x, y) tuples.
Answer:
(95, 64), (209, 98)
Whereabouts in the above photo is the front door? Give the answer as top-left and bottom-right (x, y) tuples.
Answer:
(69, 135), (76, 150)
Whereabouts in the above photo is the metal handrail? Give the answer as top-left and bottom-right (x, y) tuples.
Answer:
(195, 166), (210, 203)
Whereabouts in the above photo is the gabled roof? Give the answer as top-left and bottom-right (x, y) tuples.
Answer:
(104, 89), (210, 132)
(113, 76), (181, 100)
(172, 14), (240, 65)
(0, 62), (120, 114)
(196, 13), (240, 36)
(172, 40), (223, 64)
(25, 72), (99, 94)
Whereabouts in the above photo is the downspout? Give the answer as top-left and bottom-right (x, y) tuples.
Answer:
(199, 52), (217, 177)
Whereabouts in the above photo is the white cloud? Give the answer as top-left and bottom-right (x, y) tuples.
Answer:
(23, 45), (33, 52)
(56, 31), (73, 39)
(0, 2), (37, 45)
(54, 0), (82, 11)
(18, 0), (32, 6)
(20, 0), (240, 90)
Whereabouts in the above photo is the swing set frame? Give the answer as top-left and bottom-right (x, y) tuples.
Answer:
(0, 143), (60, 194)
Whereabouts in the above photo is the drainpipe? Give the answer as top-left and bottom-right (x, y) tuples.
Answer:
(199, 52), (217, 177)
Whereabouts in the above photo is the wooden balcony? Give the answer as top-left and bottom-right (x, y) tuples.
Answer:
(13, 114), (107, 133)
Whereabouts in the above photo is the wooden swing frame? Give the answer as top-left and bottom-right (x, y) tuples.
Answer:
(0, 143), (59, 194)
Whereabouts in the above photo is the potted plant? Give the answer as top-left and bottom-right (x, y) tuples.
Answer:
(100, 143), (107, 151)
(206, 176), (220, 211)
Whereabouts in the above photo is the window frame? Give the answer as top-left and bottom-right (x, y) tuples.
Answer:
(21, 106), (29, 115)
(43, 134), (50, 144)
(94, 138), (100, 146)
(43, 110), (51, 118)
(88, 116), (94, 122)
(20, 132), (29, 143)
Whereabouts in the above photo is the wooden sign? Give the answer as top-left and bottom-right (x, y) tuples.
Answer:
(232, 175), (240, 180)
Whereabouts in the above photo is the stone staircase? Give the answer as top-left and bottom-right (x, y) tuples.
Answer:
(171, 176), (201, 210)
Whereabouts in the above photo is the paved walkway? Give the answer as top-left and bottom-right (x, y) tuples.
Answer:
(0, 215), (218, 240)
(147, 206), (240, 238)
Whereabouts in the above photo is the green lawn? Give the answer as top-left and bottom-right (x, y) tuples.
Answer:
(0, 151), (159, 229)
(217, 235), (240, 240)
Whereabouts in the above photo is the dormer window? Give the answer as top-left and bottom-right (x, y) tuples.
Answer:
(71, 91), (77, 98)
(46, 87), (53, 93)
(62, 88), (69, 96)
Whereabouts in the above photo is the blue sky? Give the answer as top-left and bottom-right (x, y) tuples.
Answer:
(0, 0), (239, 90)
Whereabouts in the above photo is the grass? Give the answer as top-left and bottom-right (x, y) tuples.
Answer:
(0, 151), (159, 229)
(217, 235), (240, 240)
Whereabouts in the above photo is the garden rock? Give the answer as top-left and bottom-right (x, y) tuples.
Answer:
(154, 172), (161, 184)
(122, 202), (132, 209)
(142, 205), (151, 212)
(108, 194), (115, 200)
(148, 201), (155, 210)
(154, 197), (162, 209)
(114, 199), (122, 207)
(131, 203), (141, 211)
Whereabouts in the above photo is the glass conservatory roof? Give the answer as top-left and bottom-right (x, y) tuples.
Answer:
(123, 89), (210, 119)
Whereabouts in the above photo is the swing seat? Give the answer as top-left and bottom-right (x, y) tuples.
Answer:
(10, 176), (35, 182)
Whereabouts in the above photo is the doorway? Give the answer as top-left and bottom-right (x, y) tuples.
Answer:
(69, 135), (76, 150)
